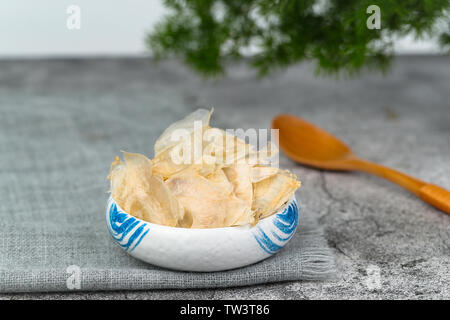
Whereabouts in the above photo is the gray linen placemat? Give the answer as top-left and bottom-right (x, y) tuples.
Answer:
(0, 68), (335, 293)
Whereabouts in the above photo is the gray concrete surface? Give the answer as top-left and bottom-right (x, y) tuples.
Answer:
(0, 56), (449, 299)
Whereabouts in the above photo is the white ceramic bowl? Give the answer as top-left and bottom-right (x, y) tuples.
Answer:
(106, 195), (299, 272)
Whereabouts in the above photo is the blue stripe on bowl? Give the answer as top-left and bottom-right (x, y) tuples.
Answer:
(106, 199), (150, 252)
(252, 199), (299, 255)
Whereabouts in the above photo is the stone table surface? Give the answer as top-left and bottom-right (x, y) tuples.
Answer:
(0, 56), (449, 300)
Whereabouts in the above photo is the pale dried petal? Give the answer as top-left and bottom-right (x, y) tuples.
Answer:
(109, 152), (184, 227)
(223, 164), (253, 206)
(154, 108), (212, 156)
(252, 170), (301, 219)
(206, 169), (234, 195)
(223, 164), (254, 226)
(165, 171), (251, 228)
(250, 166), (279, 183)
(223, 198), (254, 227)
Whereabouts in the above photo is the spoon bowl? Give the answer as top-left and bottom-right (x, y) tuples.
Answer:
(272, 114), (354, 170)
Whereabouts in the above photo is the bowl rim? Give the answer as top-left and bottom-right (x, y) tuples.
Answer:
(107, 194), (296, 232)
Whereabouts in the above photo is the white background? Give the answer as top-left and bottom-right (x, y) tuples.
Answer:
(0, 0), (441, 57)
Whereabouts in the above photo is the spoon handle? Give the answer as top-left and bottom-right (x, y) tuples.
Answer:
(418, 184), (450, 214)
(348, 157), (450, 214)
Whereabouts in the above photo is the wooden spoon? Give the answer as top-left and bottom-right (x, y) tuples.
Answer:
(272, 114), (450, 214)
